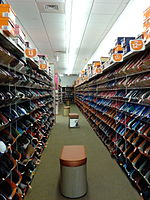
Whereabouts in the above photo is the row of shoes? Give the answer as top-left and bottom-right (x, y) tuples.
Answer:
(0, 46), (51, 84)
(0, 96), (53, 129)
(0, 66), (50, 89)
(114, 50), (150, 76)
(81, 89), (150, 104)
(78, 96), (150, 122)
(88, 102), (150, 138)
(0, 105), (54, 199)
(0, 87), (53, 106)
(81, 72), (150, 90)
(79, 96), (150, 121)
(95, 72), (150, 89)
(88, 50), (150, 86)
(0, 106), (54, 149)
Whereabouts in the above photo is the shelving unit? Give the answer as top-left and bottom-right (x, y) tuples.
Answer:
(62, 86), (74, 104)
(0, 31), (54, 199)
(75, 43), (150, 199)
(55, 85), (62, 115)
(58, 85), (62, 104)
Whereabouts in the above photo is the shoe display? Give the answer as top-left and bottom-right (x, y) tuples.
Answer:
(0, 33), (54, 199)
(74, 44), (150, 196)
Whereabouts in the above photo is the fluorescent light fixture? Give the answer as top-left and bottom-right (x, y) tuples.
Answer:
(87, 0), (150, 65)
(56, 55), (59, 62)
(65, 0), (93, 74)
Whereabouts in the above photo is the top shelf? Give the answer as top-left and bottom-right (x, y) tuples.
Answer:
(0, 30), (24, 58)
(0, 31), (52, 81)
(75, 40), (150, 88)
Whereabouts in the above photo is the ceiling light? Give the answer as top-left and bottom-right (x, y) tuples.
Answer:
(56, 55), (59, 62)
(65, 0), (93, 74)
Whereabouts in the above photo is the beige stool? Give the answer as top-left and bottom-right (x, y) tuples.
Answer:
(60, 145), (87, 198)
(63, 106), (70, 116)
(69, 113), (79, 128)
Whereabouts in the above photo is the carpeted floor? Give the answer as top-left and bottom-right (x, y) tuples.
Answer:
(25, 105), (139, 200)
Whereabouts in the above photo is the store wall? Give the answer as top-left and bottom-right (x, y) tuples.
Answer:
(60, 75), (78, 87)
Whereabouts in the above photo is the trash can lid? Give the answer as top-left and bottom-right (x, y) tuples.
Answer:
(69, 113), (79, 119)
(60, 145), (86, 167)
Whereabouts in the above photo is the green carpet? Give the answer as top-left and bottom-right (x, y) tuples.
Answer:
(25, 105), (139, 200)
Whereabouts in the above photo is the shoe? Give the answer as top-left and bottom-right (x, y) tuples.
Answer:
(141, 185), (150, 200)
(128, 150), (140, 162)
(0, 178), (16, 199)
(0, 111), (9, 126)
(134, 155), (147, 169)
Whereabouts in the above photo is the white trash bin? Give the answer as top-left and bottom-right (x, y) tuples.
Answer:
(69, 113), (79, 128)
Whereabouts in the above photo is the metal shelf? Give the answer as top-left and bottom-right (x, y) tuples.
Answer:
(0, 31), (24, 58)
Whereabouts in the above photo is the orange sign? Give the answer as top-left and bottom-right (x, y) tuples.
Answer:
(81, 70), (85, 74)
(39, 64), (47, 70)
(129, 39), (145, 52)
(95, 67), (103, 74)
(25, 48), (37, 58)
(112, 53), (123, 62)
(93, 61), (100, 67)
(114, 45), (123, 53)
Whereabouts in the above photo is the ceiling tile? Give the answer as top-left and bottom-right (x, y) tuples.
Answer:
(7, 0), (131, 74)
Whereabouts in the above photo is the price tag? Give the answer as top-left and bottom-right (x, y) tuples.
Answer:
(112, 53), (123, 62)
(129, 39), (145, 52)
(25, 48), (37, 58)
(39, 64), (47, 70)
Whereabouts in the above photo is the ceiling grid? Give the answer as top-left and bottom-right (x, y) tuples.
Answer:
(6, 0), (131, 74)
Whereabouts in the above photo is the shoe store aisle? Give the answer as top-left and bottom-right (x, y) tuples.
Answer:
(25, 105), (139, 200)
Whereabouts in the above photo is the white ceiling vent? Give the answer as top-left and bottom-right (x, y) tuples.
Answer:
(36, 1), (65, 14)
(45, 4), (59, 11)
(55, 50), (66, 54)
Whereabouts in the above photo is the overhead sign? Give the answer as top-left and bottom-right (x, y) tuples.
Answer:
(112, 53), (123, 62)
(129, 39), (145, 52)
(25, 48), (37, 58)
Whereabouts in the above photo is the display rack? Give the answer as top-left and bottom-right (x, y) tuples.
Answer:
(58, 85), (62, 103)
(62, 86), (74, 104)
(75, 43), (150, 199)
(55, 85), (62, 115)
(0, 31), (54, 199)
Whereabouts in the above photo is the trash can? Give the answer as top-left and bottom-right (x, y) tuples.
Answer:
(60, 145), (87, 198)
(66, 100), (70, 106)
(63, 106), (70, 116)
(69, 113), (79, 128)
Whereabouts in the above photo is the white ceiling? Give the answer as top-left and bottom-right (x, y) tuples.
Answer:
(6, 0), (131, 74)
